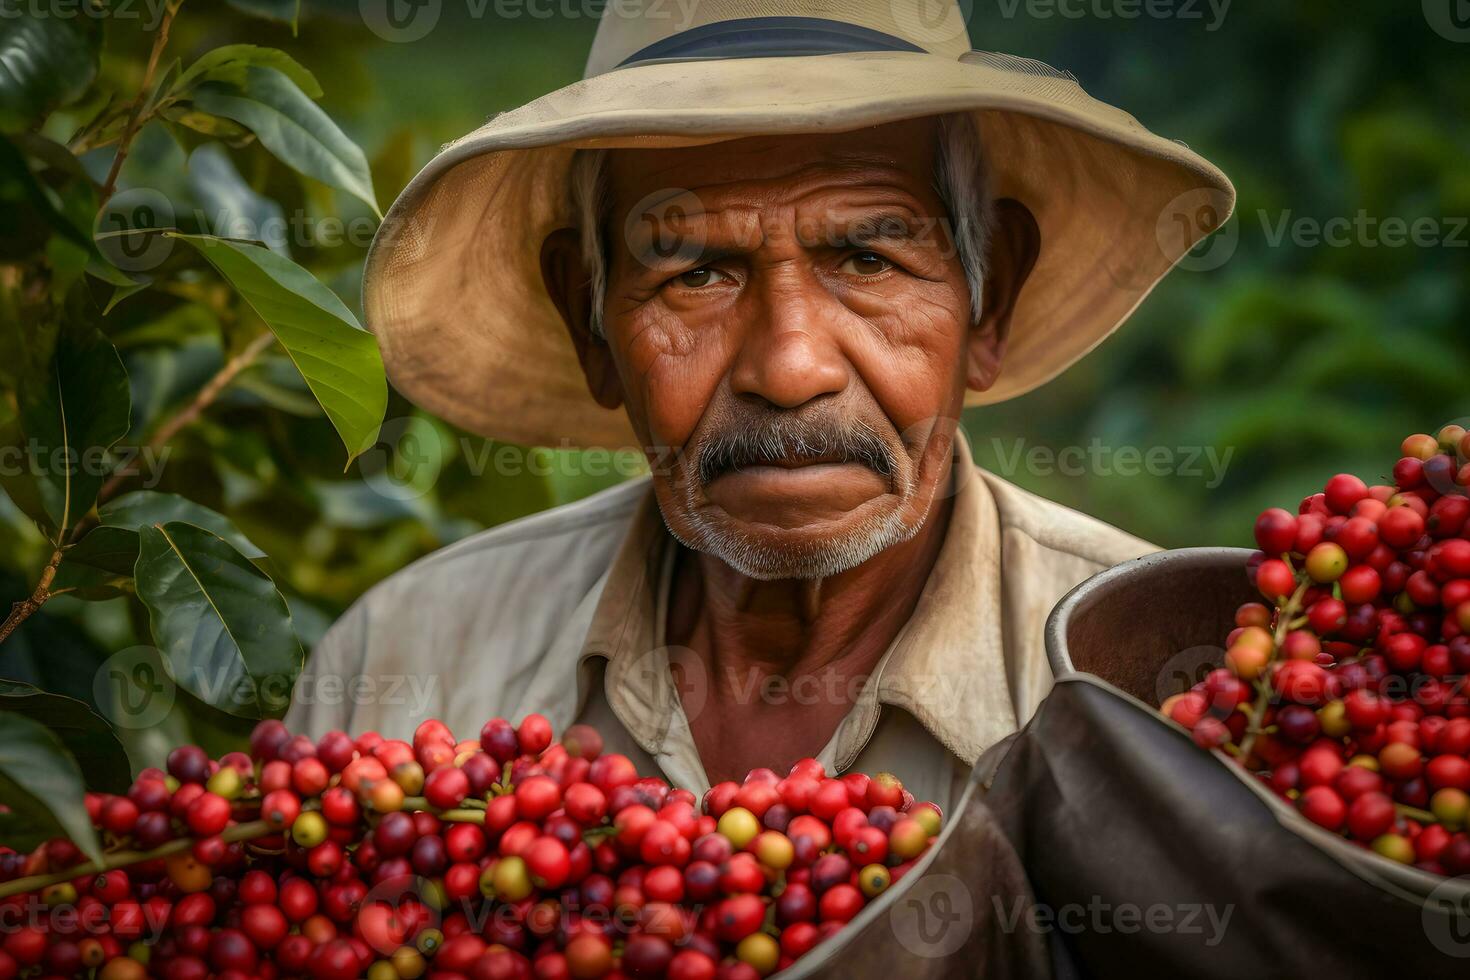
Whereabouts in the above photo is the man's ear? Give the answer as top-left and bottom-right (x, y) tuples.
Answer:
(966, 198), (1040, 393)
(540, 227), (624, 410)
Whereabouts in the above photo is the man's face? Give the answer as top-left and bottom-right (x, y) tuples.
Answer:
(596, 119), (989, 579)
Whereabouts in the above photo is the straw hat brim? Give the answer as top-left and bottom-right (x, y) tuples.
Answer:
(364, 49), (1234, 448)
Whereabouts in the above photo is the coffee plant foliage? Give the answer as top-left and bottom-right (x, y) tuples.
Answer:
(0, 0), (619, 857)
(1, 0), (1467, 860)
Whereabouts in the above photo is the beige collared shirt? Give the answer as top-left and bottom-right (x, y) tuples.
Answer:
(286, 433), (1153, 812)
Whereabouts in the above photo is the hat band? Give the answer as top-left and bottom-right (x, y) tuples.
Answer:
(615, 16), (926, 69)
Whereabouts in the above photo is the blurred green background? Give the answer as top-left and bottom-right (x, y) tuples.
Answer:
(237, 0), (1470, 554)
(4, 0), (1467, 759)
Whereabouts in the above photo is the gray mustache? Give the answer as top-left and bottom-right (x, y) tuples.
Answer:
(695, 415), (898, 486)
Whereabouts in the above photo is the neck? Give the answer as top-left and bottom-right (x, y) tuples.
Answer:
(667, 463), (956, 719)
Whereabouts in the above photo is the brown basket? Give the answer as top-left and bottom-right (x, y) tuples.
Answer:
(1041, 547), (1470, 940)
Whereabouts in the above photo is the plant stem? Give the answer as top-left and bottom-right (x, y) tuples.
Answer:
(0, 547), (64, 646)
(399, 797), (488, 820)
(0, 819), (271, 901)
(0, 797), (493, 900)
(97, 0), (185, 209)
(95, 331), (276, 505)
(1396, 804), (1438, 824)
(0, 331), (274, 649)
(1236, 579), (1310, 762)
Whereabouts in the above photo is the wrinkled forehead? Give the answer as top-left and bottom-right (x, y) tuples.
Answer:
(604, 117), (944, 218)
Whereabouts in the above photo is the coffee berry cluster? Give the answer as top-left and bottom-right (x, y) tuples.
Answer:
(1163, 423), (1470, 874)
(0, 715), (942, 979)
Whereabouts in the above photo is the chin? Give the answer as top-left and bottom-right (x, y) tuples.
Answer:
(665, 502), (926, 580)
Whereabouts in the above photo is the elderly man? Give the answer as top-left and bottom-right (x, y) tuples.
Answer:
(286, 0), (1232, 812)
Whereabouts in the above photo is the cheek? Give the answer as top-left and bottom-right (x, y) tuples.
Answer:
(845, 288), (970, 432)
(613, 305), (732, 449)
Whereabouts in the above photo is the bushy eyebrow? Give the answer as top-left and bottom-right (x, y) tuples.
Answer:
(625, 205), (939, 273)
(823, 209), (931, 250)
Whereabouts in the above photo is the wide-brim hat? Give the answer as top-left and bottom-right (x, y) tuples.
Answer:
(364, 1), (1234, 448)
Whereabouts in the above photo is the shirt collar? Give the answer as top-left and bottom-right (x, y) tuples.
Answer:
(576, 428), (1014, 769)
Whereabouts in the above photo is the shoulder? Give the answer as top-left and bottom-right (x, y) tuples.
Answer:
(312, 476), (648, 670)
(353, 475), (647, 608)
(974, 467), (1157, 568)
(972, 468), (1157, 723)
(287, 477), (649, 737)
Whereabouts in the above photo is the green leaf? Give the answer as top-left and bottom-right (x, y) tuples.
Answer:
(0, 451), (51, 532)
(0, 713), (101, 861)
(135, 522), (302, 719)
(85, 256), (145, 288)
(111, 303), (219, 349)
(232, 357), (324, 416)
(188, 143), (289, 255)
(146, 57), (182, 113)
(18, 317), (132, 535)
(160, 106), (252, 142)
(226, 0), (302, 33)
(104, 279), (152, 313)
(190, 67), (379, 217)
(100, 491), (265, 559)
(0, 135), (90, 257)
(169, 234), (386, 463)
(52, 525), (138, 599)
(172, 44), (320, 100)
(0, 1), (100, 132)
(0, 681), (131, 792)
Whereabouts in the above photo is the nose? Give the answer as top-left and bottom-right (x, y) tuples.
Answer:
(728, 273), (850, 410)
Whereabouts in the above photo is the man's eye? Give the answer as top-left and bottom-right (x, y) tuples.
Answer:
(676, 267), (725, 288)
(841, 251), (891, 276)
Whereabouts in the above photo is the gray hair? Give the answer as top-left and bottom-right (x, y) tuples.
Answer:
(568, 113), (993, 338)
